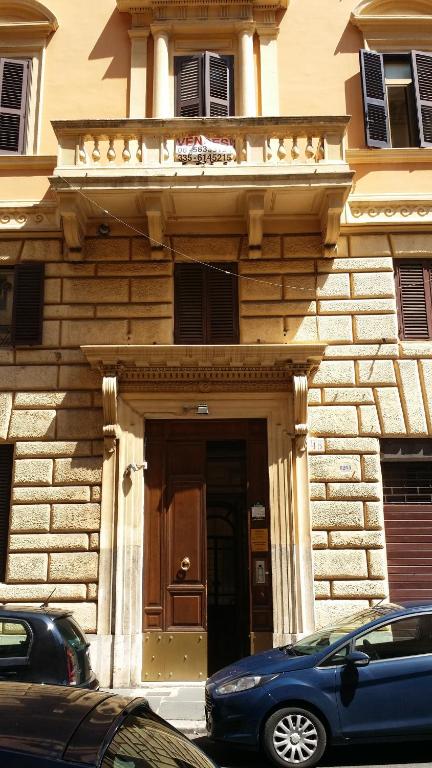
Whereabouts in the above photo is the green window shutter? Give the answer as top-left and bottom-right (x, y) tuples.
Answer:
(0, 58), (30, 154)
(359, 49), (391, 148)
(411, 51), (432, 148)
(12, 262), (45, 346)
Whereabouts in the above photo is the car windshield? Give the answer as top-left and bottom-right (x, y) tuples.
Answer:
(288, 606), (400, 655)
(102, 712), (216, 768)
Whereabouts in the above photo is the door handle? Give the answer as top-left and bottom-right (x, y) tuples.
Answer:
(180, 556), (191, 572)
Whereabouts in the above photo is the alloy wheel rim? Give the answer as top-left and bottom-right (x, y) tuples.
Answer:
(273, 713), (319, 764)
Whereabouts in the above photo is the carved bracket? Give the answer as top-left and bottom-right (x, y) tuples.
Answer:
(102, 374), (119, 454)
(58, 192), (88, 258)
(320, 189), (347, 258)
(293, 374), (308, 453)
(145, 196), (166, 255)
(246, 192), (265, 258)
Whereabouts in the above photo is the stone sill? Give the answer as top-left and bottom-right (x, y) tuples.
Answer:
(347, 148), (432, 165)
(0, 155), (57, 171)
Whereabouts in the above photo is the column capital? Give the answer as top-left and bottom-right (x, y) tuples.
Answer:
(255, 25), (279, 39)
(150, 22), (172, 36)
(236, 20), (256, 34)
(129, 27), (150, 39)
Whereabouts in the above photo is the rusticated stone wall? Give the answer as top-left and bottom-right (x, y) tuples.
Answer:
(1, 231), (432, 633)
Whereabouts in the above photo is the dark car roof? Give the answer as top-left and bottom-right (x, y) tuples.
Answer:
(0, 683), (136, 762)
(0, 605), (71, 620)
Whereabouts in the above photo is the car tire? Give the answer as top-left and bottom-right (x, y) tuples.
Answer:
(263, 706), (327, 768)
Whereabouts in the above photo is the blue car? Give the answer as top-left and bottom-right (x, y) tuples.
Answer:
(205, 602), (432, 767)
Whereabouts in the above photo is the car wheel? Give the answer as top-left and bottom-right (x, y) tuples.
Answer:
(263, 707), (327, 768)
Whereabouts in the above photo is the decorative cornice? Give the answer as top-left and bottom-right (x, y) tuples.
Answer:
(0, 202), (60, 232)
(0, 155), (56, 170)
(345, 195), (432, 226)
(81, 344), (326, 393)
(0, 0), (59, 37)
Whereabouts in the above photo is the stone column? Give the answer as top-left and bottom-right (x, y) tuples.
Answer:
(129, 28), (150, 118)
(256, 27), (279, 116)
(237, 23), (257, 116)
(152, 25), (171, 118)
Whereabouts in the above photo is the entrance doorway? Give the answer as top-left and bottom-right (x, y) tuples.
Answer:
(143, 419), (273, 681)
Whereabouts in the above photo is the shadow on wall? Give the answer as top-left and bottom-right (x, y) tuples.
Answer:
(88, 8), (130, 80)
(335, 20), (366, 149)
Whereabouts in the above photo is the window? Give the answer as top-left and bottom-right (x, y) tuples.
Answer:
(0, 58), (31, 155)
(0, 620), (30, 659)
(394, 260), (432, 339)
(0, 445), (13, 583)
(175, 52), (234, 117)
(174, 263), (239, 344)
(360, 50), (432, 148)
(354, 615), (432, 661)
(0, 262), (44, 347)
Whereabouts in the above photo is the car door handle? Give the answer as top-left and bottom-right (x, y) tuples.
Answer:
(2, 670), (18, 677)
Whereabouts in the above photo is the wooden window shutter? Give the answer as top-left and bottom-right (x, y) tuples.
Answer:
(0, 444), (13, 582)
(206, 264), (239, 343)
(0, 58), (30, 155)
(175, 55), (204, 117)
(174, 263), (205, 343)
(204, 52), (232, 117)
(411, 51), (432, 147)
(396, 261), (432, 340)
(12, 262), (45, 346)
(359, 50), (391, 148)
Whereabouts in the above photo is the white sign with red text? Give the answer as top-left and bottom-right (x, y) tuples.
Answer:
(175, 135), (236, 164)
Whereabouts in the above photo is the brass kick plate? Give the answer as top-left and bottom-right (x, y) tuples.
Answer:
(143, 632), (208, 681)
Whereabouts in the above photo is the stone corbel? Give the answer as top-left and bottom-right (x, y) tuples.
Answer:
(145, 196), (166, 257)
(320, 190), (346, 258)
(293, 374), (308, 454)
(58, 193), (88, 259)
(102, 374), (119, 454)
(246, 192), (265, 258)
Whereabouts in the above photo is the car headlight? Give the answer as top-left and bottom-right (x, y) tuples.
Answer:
(216, 674), (278, 695)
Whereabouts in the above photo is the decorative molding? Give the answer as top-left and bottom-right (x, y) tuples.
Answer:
(56, 191), (89, 255)
(320, 189), (348, 256)
(102, 374), (119, 453)
(351, 1), (432, 50)
(293, 374), (308, 453)
(0, 0), (59, 38)
(0, 155), (56, 170)
(345, 195), (432, 226)
(347, 148), (432, 165)
(246, 191), (265, 257)
(0, 203), (60, 232)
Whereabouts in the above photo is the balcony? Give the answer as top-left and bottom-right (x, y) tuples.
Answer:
(50, 116), (352, 255)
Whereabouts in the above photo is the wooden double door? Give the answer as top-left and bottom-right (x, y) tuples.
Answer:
(143, 419), (273, 680)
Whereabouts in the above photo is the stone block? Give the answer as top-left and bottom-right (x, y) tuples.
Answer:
(131, 277), (172, 303)
(61, 320), (128, 346)
(131, 238), (152, 260)
(308, 406), (358, 436)
(313, 549), (368, 578)
(52, 503), (100, 532)
(311, 501), (364, 530)
(350, 234), (391, 257)
(54, 457), (102, 485)
(318, 257), (393, 273)
(0, 367), (58, 390)
(0, 241), (21, 262)
(358, 406), (381, 436)
(14, 459), (53, 486)
(364, 502), (384, 530)
(323, 388), (374, 405)
(397, 360), (428, 435)
(173, 236), (239, 259)
(308, 389), (321, 405)
(85, 238), (130, 261)
(328, 531), (384, 548)
(102, 258), (172, 276)
(0, 584), (87, 601)
(390, 233), (432, 257)
(351, 272), (395, 298)
(44, 278), (62, 303)
(244, 259), (315, 274)
(362, 455), (381, 482)
(283, 317), (319, 342)
(8, 410), (56, 440)
(16, 392), (92, 409)
(353, 314), (398, 343)
(315, 600), (369, 627)
(283, 275), (315, 300)
(57, 410), (103, 440)
(240, 279), (282, 301)
(284, 301), (317, 316)
(331, 581), (387, 598)
(314, 581), (331, 598)
(21, 240), (61, 262)
(89, 533), (99, 550)
(129, 318), (173, 344)
(312, 531), (328, 549)
(310, 482), (326, 500)
(316, 273), (350, 298)
(375, 388), (406, 435)
(15, 441), (92, 458)
(241, 302), (284, 317)
(325, 437), (379, 454)
(317, 316), (353, 343)
(45, 305), (95, 319)
(58, 366), (100, 391)
(240, 317), (284, 343)
(402, 343), (432, 359)
(367, 550), (387, 579)
(420, 361), (432, 428)
(283, 235), (321, 258)
(327, 482), (381, 501)
(49, 601), (97, 633)
(10, 505), (50, 533)
(7, 553), (48, 582)
(91, 486), (101, 502)
(325, 344), (398, 359)
(87, 583), (98, 600)
(0, 393), (12, 439)
(312, 361), (355, 387)
(96, 303), (172, 318)
(13, 486), (90, 503)
(46, 263), (96, 277)
(10, 533), (89, 552)
(63, 278), (129, 304)
(357, 360), (396, 385)
(318, 299), (395, 314)
(309, 455), (361, 482)
(48, 552), (98, 583)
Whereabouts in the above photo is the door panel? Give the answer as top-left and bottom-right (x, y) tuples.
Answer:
(167, 479), (204, 586)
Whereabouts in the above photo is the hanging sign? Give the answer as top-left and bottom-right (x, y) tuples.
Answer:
(251, 503), (266, 520)
(175, 135), (236, 164)
(251, 529), (269, 552)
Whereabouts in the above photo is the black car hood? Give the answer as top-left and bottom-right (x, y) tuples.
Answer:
(207, 647), (318, 687)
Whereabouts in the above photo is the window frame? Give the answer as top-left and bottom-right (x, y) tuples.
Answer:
(0, 619), (33, 664)
(352, 613), (432, 664)
(174, 51), (235, 118)
(0, 263), (45, 348)
(394, 258), (432, 340)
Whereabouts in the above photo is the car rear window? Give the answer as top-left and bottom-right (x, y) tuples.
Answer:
(55, 617), (90, 684)
(101, 713), (215, 768)
(0, 621), (30, 659)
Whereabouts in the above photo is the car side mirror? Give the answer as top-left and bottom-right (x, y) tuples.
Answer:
(345, 651), (370, 667)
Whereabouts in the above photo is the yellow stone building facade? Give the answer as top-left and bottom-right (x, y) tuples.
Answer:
(1, 0), (432, 686)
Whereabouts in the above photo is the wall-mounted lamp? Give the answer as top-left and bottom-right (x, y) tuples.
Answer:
(124, 461), (147, 477)
(98, 223), (110, 237)
(196, 404), (209, 415)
